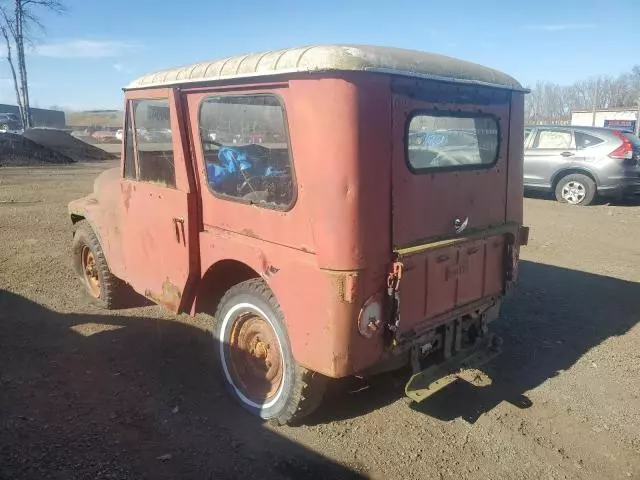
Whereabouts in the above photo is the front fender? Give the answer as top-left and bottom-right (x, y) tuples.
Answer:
(69, 195), (101, 239)
(67, 167), (125, 278)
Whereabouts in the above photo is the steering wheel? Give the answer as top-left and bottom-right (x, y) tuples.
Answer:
(430, 150), (461, 167)
(238, 175), (262, 196)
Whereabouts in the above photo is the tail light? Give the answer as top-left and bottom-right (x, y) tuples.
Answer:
(609, 130), (633, 160)
(357, 295), (383, 338)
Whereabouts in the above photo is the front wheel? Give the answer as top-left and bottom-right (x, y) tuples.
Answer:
(214, 279), (327, 425)
(554, 173), (596, 206)
(72, 220), (125, 309)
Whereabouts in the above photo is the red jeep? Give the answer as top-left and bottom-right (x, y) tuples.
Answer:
(69, 45), (529, 425)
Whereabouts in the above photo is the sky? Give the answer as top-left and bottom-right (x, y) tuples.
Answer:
(1, 0), (639, 110)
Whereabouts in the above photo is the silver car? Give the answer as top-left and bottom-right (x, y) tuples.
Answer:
(523, 125), (640, 205)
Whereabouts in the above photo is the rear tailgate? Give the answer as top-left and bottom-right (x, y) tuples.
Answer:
(391, 81), (513, 333)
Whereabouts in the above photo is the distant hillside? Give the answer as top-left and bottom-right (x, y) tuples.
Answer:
(66, 110), (124, 129)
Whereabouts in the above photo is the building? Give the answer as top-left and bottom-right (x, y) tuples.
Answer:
(0, 104), (66, 129)
(571, 108), (639, 135)
(65, 110), (123, 130)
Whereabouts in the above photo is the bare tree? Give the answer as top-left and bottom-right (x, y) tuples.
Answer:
(525, 66), (640, 126)
(0, 21), (23, 119)
(0, 0), (65, 129)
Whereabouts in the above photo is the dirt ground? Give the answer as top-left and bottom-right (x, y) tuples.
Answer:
(1, 162), (639, 480)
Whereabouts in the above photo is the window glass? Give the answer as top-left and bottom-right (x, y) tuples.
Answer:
(199, 95), (294, 208)
(132, 99), (176, 188)
(123, 104), (136, 179)
(534, 129), (572, 149)
(407, 113), (499, 170)
(524, 128), (533, 144)
(575, 131), (604, 149)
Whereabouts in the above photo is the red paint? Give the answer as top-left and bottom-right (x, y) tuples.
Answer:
(69, 70), (527, 378)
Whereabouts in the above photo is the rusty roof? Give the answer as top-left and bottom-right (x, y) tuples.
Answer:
(126, 45), (524, 91)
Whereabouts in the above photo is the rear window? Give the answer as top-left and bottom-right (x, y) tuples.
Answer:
(575, 131), (604, 149)
(406, 112), (499, 171)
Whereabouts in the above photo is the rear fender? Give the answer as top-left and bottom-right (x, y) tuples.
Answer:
(551, 167), (600, 189)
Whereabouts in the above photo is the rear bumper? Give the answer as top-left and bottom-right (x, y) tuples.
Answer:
(405, 333), (502, 402)
(599, 169), (640, 197)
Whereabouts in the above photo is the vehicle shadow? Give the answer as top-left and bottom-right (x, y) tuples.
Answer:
(524, 188), (640, 207)
(309, 260), (640, 424)
(0, 290), (366, 480)
(601, 195), (640, 207)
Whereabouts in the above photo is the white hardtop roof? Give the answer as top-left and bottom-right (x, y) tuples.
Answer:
(126, 44), (524, 91)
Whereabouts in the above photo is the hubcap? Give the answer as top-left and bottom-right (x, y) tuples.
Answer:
(228, 312), (283, 404)
(81, 246), (101, 298)
(562, 181), (586, 204)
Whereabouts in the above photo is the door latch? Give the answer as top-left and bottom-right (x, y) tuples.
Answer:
(172, 216), (185, 243)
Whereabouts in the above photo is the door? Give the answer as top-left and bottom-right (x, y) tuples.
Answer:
(120, 88), (199, 313)
(524, 127), (576, 188)
(391, 82), (513, 332)
(392, 87), (510, 246)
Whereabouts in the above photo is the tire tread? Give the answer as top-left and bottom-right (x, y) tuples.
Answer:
(215, 278), (327, 426)
(72, 220), (125, 309)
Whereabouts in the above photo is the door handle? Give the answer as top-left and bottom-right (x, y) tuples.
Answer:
(172, 216), (185, 243)
(560, 151), (574, 157)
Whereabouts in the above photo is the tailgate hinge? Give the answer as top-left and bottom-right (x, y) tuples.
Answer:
(385, 261), (404, 344)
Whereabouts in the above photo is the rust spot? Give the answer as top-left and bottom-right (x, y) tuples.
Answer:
(328, 271), (359, 303)
(122, 183), (133, 211)
(145, 278), (182, 312)
(331, 274), (345, 302)
(344, 272), (358, 304)
(264, 265), (279, 277)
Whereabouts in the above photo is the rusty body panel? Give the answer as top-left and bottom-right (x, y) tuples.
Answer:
(188, 77), (392, 376)
(69, 167), (126, 278)
(69, 45), (527, 383)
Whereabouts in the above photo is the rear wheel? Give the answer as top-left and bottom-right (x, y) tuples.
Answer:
(214, 278), (327, 425)
(72, 220), (124, 309)
(554, 173), (596, 206)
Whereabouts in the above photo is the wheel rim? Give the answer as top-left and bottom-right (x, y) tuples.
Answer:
(561, 181), (586, 204)
(228, 311), (283, 405)
(81, 246), (101, 298)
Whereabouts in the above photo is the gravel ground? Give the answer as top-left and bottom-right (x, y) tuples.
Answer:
(1, 162), (639, 480)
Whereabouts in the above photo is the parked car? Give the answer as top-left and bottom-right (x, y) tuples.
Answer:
(68, 44), (529, 425)
(91, 130), (119, 143)
(0, 112), (22, 133)
(524, 125), (640, 205)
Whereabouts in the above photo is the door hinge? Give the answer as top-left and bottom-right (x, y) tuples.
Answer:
(385, 261), (404, 344)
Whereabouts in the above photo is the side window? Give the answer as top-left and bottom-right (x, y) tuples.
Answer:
(575, 131), (604, 149)
(123, 103), (136, 179)
(132, 99), (176, 188)
(199, 94), (294, 209)
(533, 129), (572, 149)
